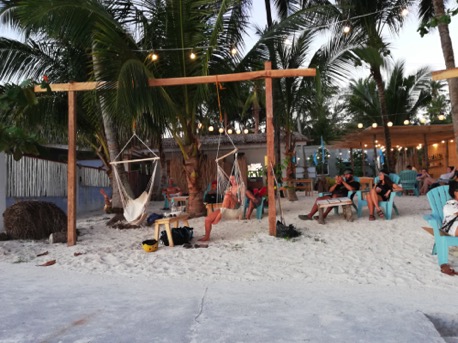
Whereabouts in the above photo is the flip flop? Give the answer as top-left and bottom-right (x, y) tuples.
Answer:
(183, 243), (193, 249)
(194, 244), (208, 248)
(369, 215), (375, 221)
(377, 209), (385, 218)
(298, 215), (312, 220)
(440, 264), (458, 276)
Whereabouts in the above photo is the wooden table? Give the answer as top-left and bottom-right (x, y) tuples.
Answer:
(316, 197), (353, 224)
(283, 178), (314, 196)
(153, 214), (190, 247)
(169, 195), (189, 211)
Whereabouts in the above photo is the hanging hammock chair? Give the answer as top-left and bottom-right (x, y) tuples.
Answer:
(212, 79), (246, 220)
(214, 131), (246, 220)
(110, 132), (159, 225)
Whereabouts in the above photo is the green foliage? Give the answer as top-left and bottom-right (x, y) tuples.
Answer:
(418, 6), (458, 37)
(0, 125), (40, 160)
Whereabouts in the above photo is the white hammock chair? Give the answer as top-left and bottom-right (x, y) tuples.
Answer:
(110, 133), (159, 225)
(215, 131), (246, 220)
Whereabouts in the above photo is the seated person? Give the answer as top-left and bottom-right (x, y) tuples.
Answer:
(298, 168), (360, 221)
(421, 166), (456, 194)
(441, 180), (458, 236)
(204, 181), (219, 203)
(367, 171), (402, 221)
(165, 178), (182, 197)
(199, 175), (245, 241)
(245, 186), (267, 220)
(417, 168), (432, 195)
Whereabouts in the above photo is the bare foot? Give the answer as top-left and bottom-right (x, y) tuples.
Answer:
(198, 236), (210, 242)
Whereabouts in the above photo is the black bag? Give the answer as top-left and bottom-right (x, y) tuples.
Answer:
(146, 213), (164, 226)
(160, 226), (194, 246)
(276, 220), (301, 239)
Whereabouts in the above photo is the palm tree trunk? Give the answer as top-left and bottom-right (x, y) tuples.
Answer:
(433, 0), (458, 156)
(183, 145), (205, 217)
(372, 66), (393, 171)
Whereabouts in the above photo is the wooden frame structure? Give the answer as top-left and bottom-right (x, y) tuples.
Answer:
(34, 61), (316, 245)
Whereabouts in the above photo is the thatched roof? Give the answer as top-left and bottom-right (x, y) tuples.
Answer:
(162, 132), (310, 150)
(329, 124), (454, 149)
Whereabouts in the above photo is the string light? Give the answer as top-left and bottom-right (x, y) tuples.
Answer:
(438, 114), (445, 120)
(343, 23), (351, 34)
(357, 123), (363, 128)
(236, 129), (241, 134)
(403, 120), (409, 125)
(150, 52), (158, 61)
(218, 127), (224, 133)
(208, 125), (214, 132)
(190, 51), (196, 60)
(372, 123), (378, 128)
(230, 47), (237, 56)
(420, 117), (426, 124)
(227, 128), (233, 134)
(387, 121), (393, 127)
(401, 8), (409, 16)
(243, 128), (249, 134)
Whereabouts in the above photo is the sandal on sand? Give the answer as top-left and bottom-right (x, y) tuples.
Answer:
(441, 264), (458, 276)
(369, 215), (375, 221)
(377, 209), (385, 218)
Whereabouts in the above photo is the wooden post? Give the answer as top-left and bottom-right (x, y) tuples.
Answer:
(423, 134), (429, 169)
(373, 135), (377, 172)
(446, 140), (450, 166)
(265, 62), (276, 236)
(67, 90), (77, 246)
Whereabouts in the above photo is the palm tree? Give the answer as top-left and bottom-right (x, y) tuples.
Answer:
(418, 0), (458, 157)
(324, 0), (415, 171)
(0, 0), (254, 216)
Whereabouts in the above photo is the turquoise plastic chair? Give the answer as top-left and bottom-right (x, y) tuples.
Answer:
(354, 174), (400, 219)
(423, 185), (458, 265)
(398, 170), (419, 196)
(243, 196), (266, 220)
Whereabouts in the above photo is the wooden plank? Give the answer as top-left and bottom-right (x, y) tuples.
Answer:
(431, 68), (458, 81)
(265, 62), (276, 236)
(34, 68), (316, 93)
(67, 90), (77, 246)
(422, 226), (450, 237)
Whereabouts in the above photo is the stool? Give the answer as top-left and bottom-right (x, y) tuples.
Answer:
(154, 214), (190, 247)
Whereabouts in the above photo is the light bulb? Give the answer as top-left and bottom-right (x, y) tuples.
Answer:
(243, 128), (249, 134)
(190, 52), (196, 60)
(208, 125), (214, 132)
(401, 8), (409, 17)
(230, 47), (237, 56)
(218, 127), (224, 133)
(387, 121), (393, 127)
(438, 114), (445, 120)
(236, 129), (241, 134)
(420, 117), (426, 124)
(343, 25), (351, 34)
(404, 119), (410, 125)
(357, 123), (363, 129)
(227, 128), (233, 134)
(151, 53), (158, 61)
(197, 122), (202, 129)
(372, 123), (378, 128)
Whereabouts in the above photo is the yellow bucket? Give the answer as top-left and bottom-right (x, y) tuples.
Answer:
(142, 239), (158, 252)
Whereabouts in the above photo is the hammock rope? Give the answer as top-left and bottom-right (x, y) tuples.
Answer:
(110, 132), (159, 224)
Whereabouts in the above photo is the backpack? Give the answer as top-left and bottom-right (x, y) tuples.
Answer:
(160, 226), (194, 246)
(146, 213), (164, 226)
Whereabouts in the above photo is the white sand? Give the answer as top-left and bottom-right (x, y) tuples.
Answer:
(2, 194), (458, 342)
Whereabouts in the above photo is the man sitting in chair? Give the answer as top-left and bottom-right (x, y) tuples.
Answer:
(298, 168), (360, 221)
(165, 178), (182, 197)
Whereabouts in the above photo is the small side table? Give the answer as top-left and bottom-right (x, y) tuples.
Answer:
(316, 197), (353, 224)
(154, 214), (190, 247)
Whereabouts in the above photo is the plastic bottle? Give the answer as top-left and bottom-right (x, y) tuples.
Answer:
(171, 198), (176, 213)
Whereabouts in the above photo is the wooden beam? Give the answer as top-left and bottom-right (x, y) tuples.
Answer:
(432, 67), (458, 81)
(265, 62), (276, 236)
(67, 90), (77, 246)
(34, 68), (316, 93)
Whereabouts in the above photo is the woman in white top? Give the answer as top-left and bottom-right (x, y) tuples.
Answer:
(442, 180), (458, 236)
